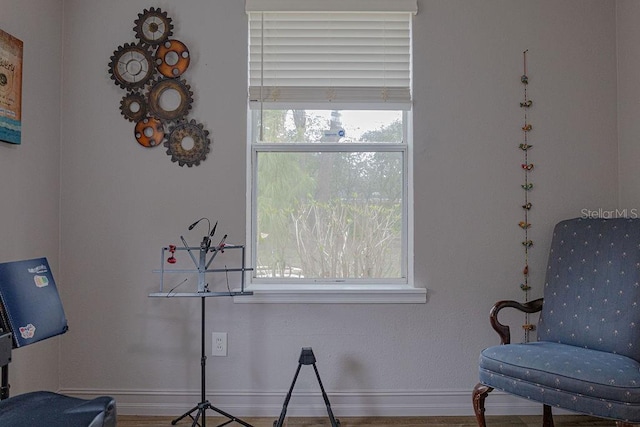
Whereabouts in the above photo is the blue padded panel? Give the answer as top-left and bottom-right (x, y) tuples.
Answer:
(0, 258), (68, 347)
(0, 391), (116, 427)
(538, 218), (640, 361)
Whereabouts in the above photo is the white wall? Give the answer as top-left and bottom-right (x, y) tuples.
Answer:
(1, 0), (623, 417)
(617, 0), (640, 209)
(0, 0), (63, 395)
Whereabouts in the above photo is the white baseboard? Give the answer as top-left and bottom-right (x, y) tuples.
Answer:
(58, 388), (562, 418)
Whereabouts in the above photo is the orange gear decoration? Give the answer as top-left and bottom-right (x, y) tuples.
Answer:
(155, 40), (191, 78)
(134, 117), (165, 147)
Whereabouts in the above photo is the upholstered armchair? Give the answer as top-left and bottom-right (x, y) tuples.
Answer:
(473, 218), (640, 426)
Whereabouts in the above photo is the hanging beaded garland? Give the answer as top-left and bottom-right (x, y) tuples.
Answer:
(519, 50), (535, 342)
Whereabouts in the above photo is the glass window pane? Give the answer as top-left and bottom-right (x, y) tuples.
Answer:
(253, 110), (403, 143)
(255, 151), (404, 280)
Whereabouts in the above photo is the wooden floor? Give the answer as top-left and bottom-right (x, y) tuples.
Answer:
(116, 415), (622, 426)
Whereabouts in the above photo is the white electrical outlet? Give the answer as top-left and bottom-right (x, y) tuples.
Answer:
(212, 332), (227, 356)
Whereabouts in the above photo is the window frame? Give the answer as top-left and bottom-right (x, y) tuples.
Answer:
(243, 109), (424, 303)
(242, 4), (425, 303)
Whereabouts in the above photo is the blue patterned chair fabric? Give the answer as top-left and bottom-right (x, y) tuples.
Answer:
(474, 218), (640, 426)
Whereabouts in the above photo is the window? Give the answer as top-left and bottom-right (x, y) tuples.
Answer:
(243, 0), (425, 303)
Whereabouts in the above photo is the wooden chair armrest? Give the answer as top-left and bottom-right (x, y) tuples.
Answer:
(489, 298), (544, 344)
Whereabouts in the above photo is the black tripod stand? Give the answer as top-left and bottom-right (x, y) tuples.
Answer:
(172, 297), (253, 427)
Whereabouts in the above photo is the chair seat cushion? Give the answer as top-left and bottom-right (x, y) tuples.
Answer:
(479, 341), (640, 421)
(0, 391), (116, 427)
(480, 341), (640, 404)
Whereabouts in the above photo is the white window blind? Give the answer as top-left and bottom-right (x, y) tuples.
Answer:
(247, 4), (416, 109)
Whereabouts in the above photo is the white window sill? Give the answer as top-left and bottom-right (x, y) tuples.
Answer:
(232, 284), (427, 304)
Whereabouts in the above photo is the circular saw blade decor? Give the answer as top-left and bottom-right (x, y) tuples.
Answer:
(108, 8), (211, 167)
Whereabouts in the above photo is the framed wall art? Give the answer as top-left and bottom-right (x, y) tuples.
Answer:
(0, 28), (22, 145)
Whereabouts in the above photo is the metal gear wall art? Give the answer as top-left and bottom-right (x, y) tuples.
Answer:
(134, 7), (173, 46)
(165, 119), (211, 167)
(108, 7), (212, 167)
(108, 43), (155, 91)
(120, 93), (147, 123)
(135, 117), (165, 148)
(147, 77), (193, 122)
(155, 40), (190, 78)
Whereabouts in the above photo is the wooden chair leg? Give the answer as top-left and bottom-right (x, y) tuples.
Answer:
(472, 383), (493, 427)
(473, 385), (633, 427)
(542, 404), (554, 427)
